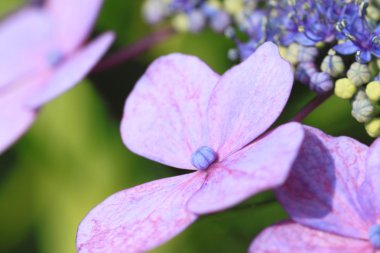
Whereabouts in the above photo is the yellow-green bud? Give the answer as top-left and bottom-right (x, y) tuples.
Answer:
(366, 81), (380, 101)
(367, 5), (380, 21)
(347, 62), (371, 86)
(224, 0), (243, 15)
(351, 91), (375, 123)
(365, 118), (380, 137)
(279, 46), (287, 59)
(172, 14), (189, 32)
(207, 0), (222, 9)
(316, 42), (324, 49)
(321, 55), (345, 77)
(335, 78), (357, 99)
(284, 43), (300, 65)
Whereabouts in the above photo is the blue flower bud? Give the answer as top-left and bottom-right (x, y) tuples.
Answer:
(296, 62), (317, 85)
(191, 146), (218, 170)
(310, 72), (333, 94)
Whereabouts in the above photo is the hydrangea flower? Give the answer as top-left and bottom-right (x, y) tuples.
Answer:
(250, 126), (380, 252)
(0, 0), (114, 153)
(76, 42), (305, 252)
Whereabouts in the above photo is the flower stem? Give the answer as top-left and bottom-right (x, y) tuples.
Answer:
(291, 91), (333, 122)
(92, 27), (176, 73)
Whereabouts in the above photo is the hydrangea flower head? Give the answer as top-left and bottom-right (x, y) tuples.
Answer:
(0, 0), (114, 153)
(76, 42), (305, 252)
(250, 126), (380, 252)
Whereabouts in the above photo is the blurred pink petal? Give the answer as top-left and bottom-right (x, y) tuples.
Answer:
(46, 0), (104, 53)
(0, 8), (52, 88)
(207, 42), (294, 159)
(0, 1), (113, 153)
(121, 53), (219, 169)
(27, 32), (115, 108)
(76, 172), (206, 253)
(188, 122), (304, 214)
(276, 126), (371, 239)
(0, 74), (48, 153)
(249, 221), (372, 253)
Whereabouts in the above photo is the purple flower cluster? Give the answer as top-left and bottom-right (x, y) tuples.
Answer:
(144, 0), (380, 137)
(228, 1), (380, 137)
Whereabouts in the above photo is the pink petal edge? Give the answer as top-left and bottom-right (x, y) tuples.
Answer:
(121, 53), (220, 170)
(207, 41), (294, 159)
(187, 122), (304, 214)
(249, 221), (372, 253)
(76, 172), (206, 253)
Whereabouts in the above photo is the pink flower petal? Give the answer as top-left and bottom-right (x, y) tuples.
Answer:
(276, 126), (370, 239)
(76, 172), (206, 253)
(27, 32), (114, 108)
(0, 8), (52, 88)
(121, 54), (219, 170)
(207, 42), (294, 159)
(46, 0), (104, 53)
(0, 74), (48, 153)
(187, 122), (304, 214)
(249, 221), (372, 253)
(358, 138), (380, 221)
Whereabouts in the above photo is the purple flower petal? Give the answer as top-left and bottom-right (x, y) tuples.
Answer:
(0, 74), (47, 153)
(357, 50), (371, 63)
(207, 42), (294, 159)
(295, 33), (316, 46)
(187, 123), (304, 214)
(121, 53), (219, 170)
(276, 126), (370, 239)
(358, 138), (380, 222)
(334, 41), (358, 55)
(27, 32), (114, 108)
(249, 221), (373, 253)
(0, 8), (52, 88)
(76, 172), (206, 253)
(46, 0), (104, 53)
(367, 138), (380, 201)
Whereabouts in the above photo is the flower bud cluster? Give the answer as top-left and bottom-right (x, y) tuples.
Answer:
(142, 0), (239, 33)
(143, 0), (380, 137)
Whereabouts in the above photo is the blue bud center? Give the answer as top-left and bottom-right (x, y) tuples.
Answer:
(191, 146), (217, 170)
(369, 224), (380, 249)
(47, 50), (63, 67)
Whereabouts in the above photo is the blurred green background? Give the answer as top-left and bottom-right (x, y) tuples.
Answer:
(0, 1), (373, 253)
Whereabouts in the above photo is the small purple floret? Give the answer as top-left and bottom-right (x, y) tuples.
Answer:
(369, 225), (380, 249)
(191, 146), (217, 170)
